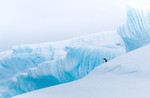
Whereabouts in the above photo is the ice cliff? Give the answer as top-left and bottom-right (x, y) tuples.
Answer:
(118, 3), (150, 52)
(0, 31), (125, 98)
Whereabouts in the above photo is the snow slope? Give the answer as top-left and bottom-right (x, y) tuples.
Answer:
(0, 31), (124, 98)
(118, 3), (150, 52)
(13, 43), (150, 98)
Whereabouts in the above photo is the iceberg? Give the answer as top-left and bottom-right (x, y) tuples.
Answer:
(118, 3), (150, 52)
(0, 31), (125, 98)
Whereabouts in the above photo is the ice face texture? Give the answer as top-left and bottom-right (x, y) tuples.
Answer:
(118, 3), (150, 52)
(0, 31), (125, 98)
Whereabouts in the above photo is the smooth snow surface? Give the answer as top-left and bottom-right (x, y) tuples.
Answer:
(13, 44), (150, 98)
(0, 31), (124, 98)
(118, 3), (150, 52)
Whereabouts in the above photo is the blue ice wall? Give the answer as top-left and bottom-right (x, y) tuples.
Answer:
(118, 3), (150, 52)
(0, 31), (125, 98)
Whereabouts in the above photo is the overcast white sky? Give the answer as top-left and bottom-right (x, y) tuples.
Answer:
(0, 0), (148, 51)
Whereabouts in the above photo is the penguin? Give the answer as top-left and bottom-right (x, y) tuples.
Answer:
(103, 58), (107, 63)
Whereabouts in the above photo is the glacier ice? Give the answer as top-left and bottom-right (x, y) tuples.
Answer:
(118, 3), (150, 52)
(0, 31), (125, 98)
